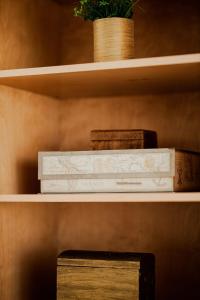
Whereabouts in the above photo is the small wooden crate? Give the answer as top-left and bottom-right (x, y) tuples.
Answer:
(91, 129), (157, 150)
(57, 250), (155, 300)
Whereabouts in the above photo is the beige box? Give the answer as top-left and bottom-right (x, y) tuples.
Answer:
(38, 149), (200, 193)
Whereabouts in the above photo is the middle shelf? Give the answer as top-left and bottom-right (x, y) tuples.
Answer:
(0, 192), (200, 203)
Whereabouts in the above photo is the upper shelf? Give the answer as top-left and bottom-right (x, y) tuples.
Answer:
(0, 54), (199, 98)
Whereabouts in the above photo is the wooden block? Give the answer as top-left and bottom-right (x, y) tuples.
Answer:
(174, 150), (200, 191)
(91, 129), (157, 150)
(57, 251), (155, 300)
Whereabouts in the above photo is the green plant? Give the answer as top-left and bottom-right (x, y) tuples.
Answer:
(74, 0), (138, 21)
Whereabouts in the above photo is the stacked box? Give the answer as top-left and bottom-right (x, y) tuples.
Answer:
(38, 148), (200, 193)
(91, 129), (157, 150)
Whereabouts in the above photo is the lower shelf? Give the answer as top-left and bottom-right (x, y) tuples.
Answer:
(0, 192), (200, 202)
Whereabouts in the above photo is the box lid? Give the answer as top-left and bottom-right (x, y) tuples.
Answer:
(38, 148), (175, 180)
(57, 250), (154, 270)
(91, 130), (157, 141)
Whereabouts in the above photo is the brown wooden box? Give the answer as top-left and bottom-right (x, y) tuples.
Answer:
(57, 250), (155, 300)
(91, 129), (158, 150)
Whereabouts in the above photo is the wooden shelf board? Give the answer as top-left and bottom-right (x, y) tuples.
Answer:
(0, 54), (199, 98)
(0, 192), (200, 203)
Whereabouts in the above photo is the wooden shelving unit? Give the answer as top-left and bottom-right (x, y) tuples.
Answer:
(0, 1), (200, 300)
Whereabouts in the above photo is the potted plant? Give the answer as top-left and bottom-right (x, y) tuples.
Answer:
(74, 0), (138, 62)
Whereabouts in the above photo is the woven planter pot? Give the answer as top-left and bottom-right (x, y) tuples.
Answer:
(93, 17), (134, 62)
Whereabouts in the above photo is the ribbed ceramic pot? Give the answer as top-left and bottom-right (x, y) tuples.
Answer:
(93, 17), (134, 62)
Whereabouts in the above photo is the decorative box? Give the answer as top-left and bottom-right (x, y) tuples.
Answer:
(57, 250), (155, 300)
(91, 129), (158, 150)
(38, 149), (200, 193)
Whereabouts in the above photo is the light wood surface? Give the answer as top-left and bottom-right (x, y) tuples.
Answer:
(0, 193), (199, 203)
(0, 54), (199, 98)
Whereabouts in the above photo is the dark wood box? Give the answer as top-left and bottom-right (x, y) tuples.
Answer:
(57, 250), (155, 300)
(91, 129), (158, 150)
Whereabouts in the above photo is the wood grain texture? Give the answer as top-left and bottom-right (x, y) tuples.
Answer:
(91, 140), (149, 150)
(0, 0), (62, 70)
(57, 251), (154, 300)
(57, 266), (139, 300)
(174, 151), (200, 191)
(58, 258), (140, 268)
(0, 86), (59, 193)
(91, 129), (156, 141)
(93, 18), (134, 62)
(91, 140), (146, 150)
(91, 129), (157, 150)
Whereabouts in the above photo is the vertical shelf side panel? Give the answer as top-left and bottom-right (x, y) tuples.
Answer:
(0, 0), (63, 194)
(0, 86), (60, 194)
(0, 203), (59, 300)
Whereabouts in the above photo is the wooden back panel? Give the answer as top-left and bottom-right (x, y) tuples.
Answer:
(0, 0), (62, 70)
(0, 86), (59, 193)
(60, 92), (200, 152)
